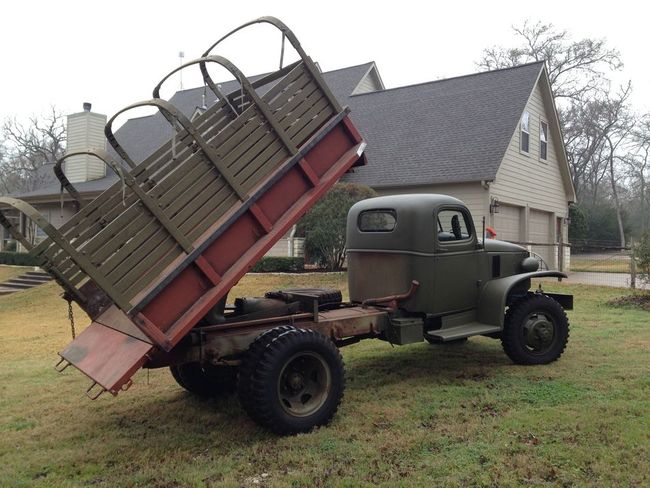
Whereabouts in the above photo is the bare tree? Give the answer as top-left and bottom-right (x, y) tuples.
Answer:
(477, 20), (639, 247)
(0, 106), (66, 194)
(478, 21), (622, 101)
(603, 88), (634, 247)
(624, 115), (650, 232)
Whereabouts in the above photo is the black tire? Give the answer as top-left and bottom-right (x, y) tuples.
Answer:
(169, 362), (237, 397)
(502, 294), (569, 365)
(238, 328), (345, 435)
(237, 325), (297, 414)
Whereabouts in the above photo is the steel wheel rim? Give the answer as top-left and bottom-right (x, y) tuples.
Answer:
(522, 312), (556, 354)
(277, 351), (331, 417)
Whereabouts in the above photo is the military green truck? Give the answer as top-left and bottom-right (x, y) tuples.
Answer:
(175, 193), (572, 434)
(0, 17), (571, 436)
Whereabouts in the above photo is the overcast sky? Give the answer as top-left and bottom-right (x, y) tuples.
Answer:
(1, 0), (648, 128)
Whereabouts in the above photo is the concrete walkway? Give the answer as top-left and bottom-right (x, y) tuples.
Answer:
(0, 271), (53, 296)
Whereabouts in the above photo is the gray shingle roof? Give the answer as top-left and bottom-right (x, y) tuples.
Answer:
(16, 61), (542, 198)
(342, 61), (543, 187)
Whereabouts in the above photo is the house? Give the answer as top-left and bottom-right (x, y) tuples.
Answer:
(2, 61), (575, 270)
(342, 61), (576, 270)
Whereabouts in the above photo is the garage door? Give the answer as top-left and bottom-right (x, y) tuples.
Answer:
(493, 204), (521, 242)
(529, 209), (553, 268)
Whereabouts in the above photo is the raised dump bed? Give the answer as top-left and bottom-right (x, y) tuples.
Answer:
(0, 17), (366, 397)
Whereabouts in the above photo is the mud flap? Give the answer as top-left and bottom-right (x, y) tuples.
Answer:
(58, 321), (153, 396)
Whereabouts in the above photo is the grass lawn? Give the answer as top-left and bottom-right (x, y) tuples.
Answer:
(0, 269), (648, 487)
(570, 255), (631, 274)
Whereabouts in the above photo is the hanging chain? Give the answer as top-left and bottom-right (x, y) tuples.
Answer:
(67, 299), (76, 339)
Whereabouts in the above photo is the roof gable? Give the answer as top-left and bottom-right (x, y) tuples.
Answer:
(342, 62), (545, 188)
(351, 62), (385, 95)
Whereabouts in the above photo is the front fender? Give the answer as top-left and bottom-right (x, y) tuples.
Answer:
(478, 271), (567, 327)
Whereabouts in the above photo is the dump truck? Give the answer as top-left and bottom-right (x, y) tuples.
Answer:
(0, 17), (572, 435)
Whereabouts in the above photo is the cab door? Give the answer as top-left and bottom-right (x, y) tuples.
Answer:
(432, 206), (481, 314)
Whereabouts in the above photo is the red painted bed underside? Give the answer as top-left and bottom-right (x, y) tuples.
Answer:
(59, 116), (364, 395)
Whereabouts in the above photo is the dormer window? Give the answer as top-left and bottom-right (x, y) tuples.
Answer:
(520, 111), (530, 153)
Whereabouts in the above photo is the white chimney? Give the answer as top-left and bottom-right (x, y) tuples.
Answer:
(64, 102), (107, 183)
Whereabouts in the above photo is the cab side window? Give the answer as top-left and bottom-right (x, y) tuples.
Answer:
(437, 209), (472, 242)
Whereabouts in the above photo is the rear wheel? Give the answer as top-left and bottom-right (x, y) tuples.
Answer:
(237, 325), (297, 414)
(502, 294), (569, 365)
(170, 362), (237, 397)
(238, 327), (345, 435)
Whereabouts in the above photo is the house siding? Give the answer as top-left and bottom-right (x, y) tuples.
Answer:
(353, 67), (383, 95)
(490, 81), (568, 218)
(489, 79), (570, 269)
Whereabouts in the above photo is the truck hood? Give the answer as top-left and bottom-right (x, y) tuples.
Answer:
(484, 239), (527, 253)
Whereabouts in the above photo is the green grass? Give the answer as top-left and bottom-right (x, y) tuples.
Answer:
(570, 255), (631, 273)
(0, 271), (648, 487)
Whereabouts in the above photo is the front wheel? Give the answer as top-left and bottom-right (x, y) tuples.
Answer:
(502, 294), (569, 365)
(238, 327), (345, 435)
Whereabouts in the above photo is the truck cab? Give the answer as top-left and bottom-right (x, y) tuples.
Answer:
(347, 194), (572, 342)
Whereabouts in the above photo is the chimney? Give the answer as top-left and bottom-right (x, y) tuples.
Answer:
(64, 103), (107, 183)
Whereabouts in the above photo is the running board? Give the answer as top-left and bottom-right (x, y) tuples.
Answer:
(426, 322), (501, 342)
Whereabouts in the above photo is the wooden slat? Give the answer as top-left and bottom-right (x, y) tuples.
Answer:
(120, 236), (181, 299)
(229, 131), (277, 177)
(264, 63), (308, 107)
(271, 80), (318, 121)
(148, 152), (216, 203)
(238, 142), (286, 186)
(129, 99), (230, 179)
(176, 185), (235, 234)
(109, 232), (179, 293)
(222, 126), (274, 174)
(184, 194), (240, 243)
(280, 91), (327, 132)
(287, 97), (331, 138)
(267, 74), (313, 114)
(46, 188), (120, 239)
(93, 218), (162, 274)
(291, 104), (335, 145)
(140, 105), (257, 193)
(59, 190), (140, 244)
(131, 108), (233, 186)
(156, 158), (221, 210)
(80, 203), (145, 260)
(159, 163), (223, 212)
(150, 113), (262, 207)
(170, 177), (231, 230)
(101, 232), (172, 290)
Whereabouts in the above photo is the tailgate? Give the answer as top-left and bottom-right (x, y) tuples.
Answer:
(58, 306), (153, 397)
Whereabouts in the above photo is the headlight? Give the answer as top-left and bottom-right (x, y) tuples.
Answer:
(521, 256), (539, 273)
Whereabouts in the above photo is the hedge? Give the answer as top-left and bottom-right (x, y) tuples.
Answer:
(0, 252), (41, 267)
(250, 256), (304, 273)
